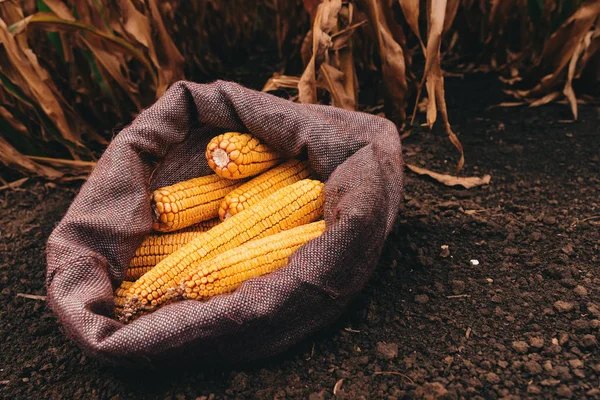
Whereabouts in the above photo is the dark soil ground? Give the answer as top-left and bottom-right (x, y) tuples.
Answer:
(1, 75), (599, 399)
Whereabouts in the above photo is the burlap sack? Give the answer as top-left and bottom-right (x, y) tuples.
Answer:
(46, 80), (404, 367)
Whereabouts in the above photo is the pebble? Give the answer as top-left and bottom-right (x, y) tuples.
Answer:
(573, 285), (588, 296)
(580, 334), (598, 348)
(511, 341), (529, 354)
(414, 294), (429, 304)
(553, 301), (576, 313)
(376, 342), (398, 360)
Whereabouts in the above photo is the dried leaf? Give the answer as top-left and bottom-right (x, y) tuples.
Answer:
(39, 0), (75, 20)
(0, 105), (27, 135)
(26, 155), (96, 174)
(563, 30), (595, 120)
(320, 63), (355, 109)
(0, 136), (63, 179)
(298, 0), (342, 104)
(10, 13), (157, 87)
(365, 0), (408, 125)
(262, 74), (301, 91)
(146, 0), (185, 98)
(118, 0), (152, 48)
(407, 163), (490, 189)
(398, 0), (423, 50)
(80, 36), (142, 109)
(443, 0), (460, 33)
(0, 18), (77, 143)
(529, 91), (561, 107)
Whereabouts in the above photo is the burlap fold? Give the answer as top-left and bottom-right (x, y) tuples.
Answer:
(46, 80), (404, 366)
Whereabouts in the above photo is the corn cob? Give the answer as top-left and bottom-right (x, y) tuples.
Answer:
(114, 281), (133, 315)
(120, 179), (325, 321)
(125, 219), (221, 280)
(218, 159), (312, 221)
(152, 174), (245, 232)
(181, 220), (326, 300)
(206, 132), (282, 179)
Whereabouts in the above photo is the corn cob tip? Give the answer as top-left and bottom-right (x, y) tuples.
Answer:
(211, 148), (230, 169)
(206, 132), (282, 179)
(120, 283), (185, 323)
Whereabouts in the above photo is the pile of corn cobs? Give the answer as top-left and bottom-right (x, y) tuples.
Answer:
(115, 132), (326, 323)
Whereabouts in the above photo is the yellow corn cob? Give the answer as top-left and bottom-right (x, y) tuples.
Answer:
(206, 132), (282, 179)
(120, 179), (324, 321)
(125, 219), (221, 280)
(181, 220), (326, 300)
(114, 281), (133, 315)
(152, 174), (245, 232)
(218, 159), (312, 221)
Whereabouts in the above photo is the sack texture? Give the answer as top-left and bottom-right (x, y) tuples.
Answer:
(46, 80), (404, 367)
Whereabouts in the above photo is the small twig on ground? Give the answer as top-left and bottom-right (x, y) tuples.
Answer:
(447, 294), (470, 299)
(571, 215), (600, 228)
(344, 327), (361, 333)
(333, 379), (344, 395)
(0, 177), (29, 192)
(374, 371), (415, 384)
(16, 293), (46, 301)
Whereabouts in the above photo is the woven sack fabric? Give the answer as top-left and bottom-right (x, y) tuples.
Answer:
(46, 80), (404, 367)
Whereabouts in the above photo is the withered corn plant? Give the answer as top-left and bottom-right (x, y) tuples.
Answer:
(0, 0), (276, 181)
(265, 0), (600, 173)
(0, 0), (598, 180)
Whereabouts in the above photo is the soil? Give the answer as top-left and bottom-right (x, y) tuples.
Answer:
(1, 74), (599, 399)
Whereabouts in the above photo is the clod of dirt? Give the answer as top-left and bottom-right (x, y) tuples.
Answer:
(485, 372), (501, 384)
(414, 294), (429, 304)
(414, 382), (449, 399)
(554, 301), (576, 313)
(376, 342), (399, 360)
(571, 319), (590, 332)
(580, 335), (598, 349)
(527, 385), (542, 394)
(528, 337), (544, 350)
(556, 385), (574, 398)
(568, 359), (584, 369)
(573, 285), (588, 297)
(524, 360), (542, 375)
(450, 280), (466, 295)
(543, 216), (557, 225)
(512, 341), (529, 354)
